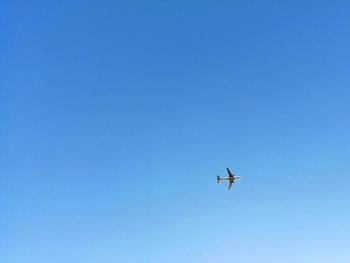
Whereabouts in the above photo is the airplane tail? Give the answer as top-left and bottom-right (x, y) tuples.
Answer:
(217, 175), (221, 183)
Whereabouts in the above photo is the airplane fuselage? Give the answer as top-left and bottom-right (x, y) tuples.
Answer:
(218, 177), (242, 182)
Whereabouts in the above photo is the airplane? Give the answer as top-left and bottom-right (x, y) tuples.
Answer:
(217, 168), (242, 189)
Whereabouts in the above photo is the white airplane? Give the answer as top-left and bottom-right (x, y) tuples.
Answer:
(217, 168), (242, 189)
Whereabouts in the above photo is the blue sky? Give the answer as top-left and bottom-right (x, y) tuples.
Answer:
(1, 1), (350, 262)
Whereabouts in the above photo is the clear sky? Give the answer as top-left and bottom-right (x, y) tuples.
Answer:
(1, 1), (350, 262)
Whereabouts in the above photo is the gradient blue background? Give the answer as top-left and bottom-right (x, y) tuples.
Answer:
(1, 1), (350, 262)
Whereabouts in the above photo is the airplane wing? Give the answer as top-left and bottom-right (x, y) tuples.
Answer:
(227, 168), (234, 179)
(228, 181), (233, 189)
